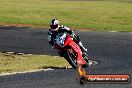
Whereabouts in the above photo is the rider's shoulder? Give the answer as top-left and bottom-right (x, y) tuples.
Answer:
(48, 29), (52, 34)
(48, 29), (54, 32)
(48, 29), (52, 31)
(48, 29), (51, 31)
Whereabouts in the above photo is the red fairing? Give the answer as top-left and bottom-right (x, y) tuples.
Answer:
(64, 35), (72, 47)
(64, 35), (86, 65)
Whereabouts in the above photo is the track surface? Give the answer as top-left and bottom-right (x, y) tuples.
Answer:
(0, 26), (132, 88)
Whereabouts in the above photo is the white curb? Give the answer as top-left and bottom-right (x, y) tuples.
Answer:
(0, 69), (54, 76)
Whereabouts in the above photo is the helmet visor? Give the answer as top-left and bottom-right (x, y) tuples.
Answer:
(50, 25), (58, 29)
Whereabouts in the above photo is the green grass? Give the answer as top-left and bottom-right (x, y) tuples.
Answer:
(0, 0), (132, 31)
(0, 53), (68, 73)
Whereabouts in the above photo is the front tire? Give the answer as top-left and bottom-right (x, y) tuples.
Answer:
(64, 49), (78, 69)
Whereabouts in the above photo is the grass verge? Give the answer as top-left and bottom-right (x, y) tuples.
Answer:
(0, 0), (132, 32)
(0, 53), (67, 73)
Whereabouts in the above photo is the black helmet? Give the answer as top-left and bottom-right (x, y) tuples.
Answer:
(50, 19), (60, 29)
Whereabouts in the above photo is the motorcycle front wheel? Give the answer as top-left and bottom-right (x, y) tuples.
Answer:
(64, 48), (78, 69)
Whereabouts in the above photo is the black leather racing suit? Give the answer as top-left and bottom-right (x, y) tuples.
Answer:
(48, 25), (78, 46)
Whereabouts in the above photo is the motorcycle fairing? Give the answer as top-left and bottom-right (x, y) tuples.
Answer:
(64, 36), (86, 65)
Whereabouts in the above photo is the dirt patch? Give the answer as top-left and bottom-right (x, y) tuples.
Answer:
(0, 23), (96, 31)
(0, 23), (32, 27)
(71, 27), (96, 31)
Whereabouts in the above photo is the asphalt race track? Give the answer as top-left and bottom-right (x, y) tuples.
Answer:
(0, 26), (132, 88)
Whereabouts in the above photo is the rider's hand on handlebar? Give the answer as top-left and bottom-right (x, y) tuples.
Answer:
(71, 33), (76, 38)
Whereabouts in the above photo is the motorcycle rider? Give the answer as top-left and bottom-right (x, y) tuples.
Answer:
(48, 19), (87, 56)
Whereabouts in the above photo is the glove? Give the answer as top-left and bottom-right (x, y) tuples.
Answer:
(71, 32), (76, 38)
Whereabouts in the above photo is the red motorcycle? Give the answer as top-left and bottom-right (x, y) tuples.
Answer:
(53, 33), (89, 69)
